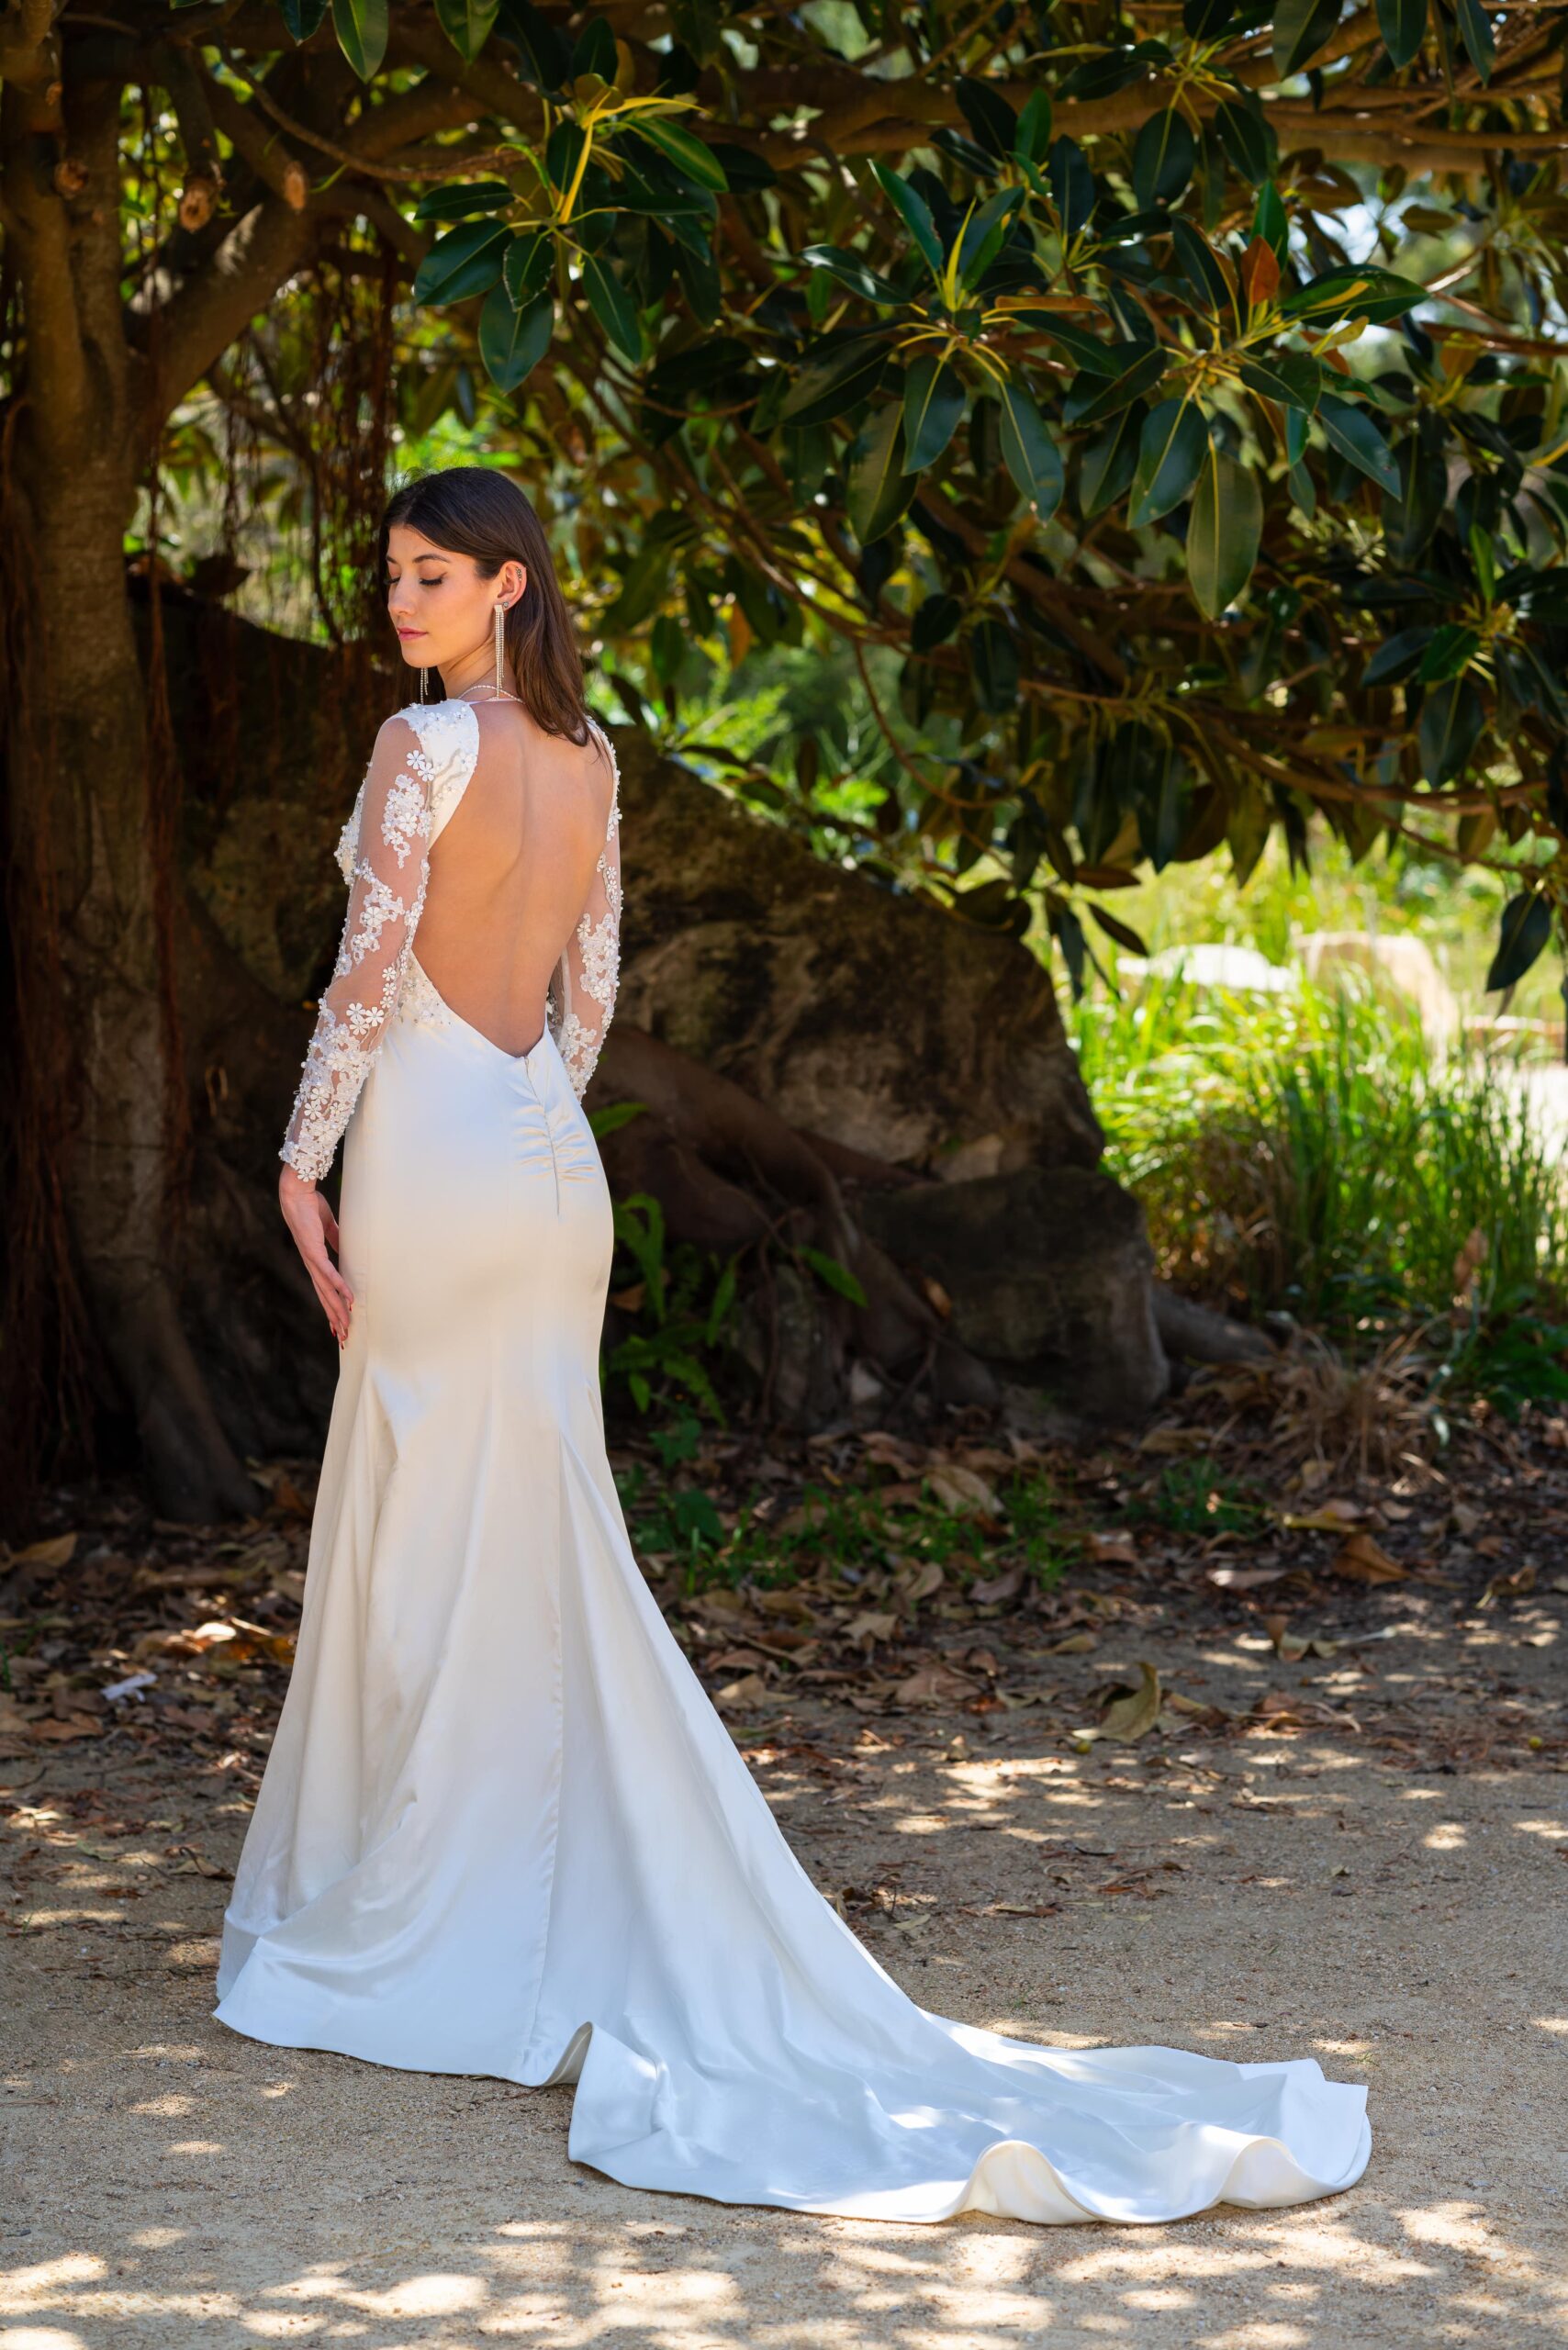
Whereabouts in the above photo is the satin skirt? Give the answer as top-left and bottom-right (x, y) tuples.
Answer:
(214, 986), (1371, 2222)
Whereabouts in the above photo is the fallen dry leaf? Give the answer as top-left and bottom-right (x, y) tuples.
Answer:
(969, 1566), (1024, 1606)
(9, 1532), (78, 1570)
(1076, 1661), (1162, 1746)
(1330, 1530), (1406, 1584)
(1207, 1564), (1292, 1591)
(926, 1465), (1003, 1518)
(713, 1673), (771, 1712)
(1082, 1532), (1139, 1566)
(891, 1662), (981, 1708)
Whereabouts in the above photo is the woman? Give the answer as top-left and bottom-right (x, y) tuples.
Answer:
(215, 464), (1371, 2223)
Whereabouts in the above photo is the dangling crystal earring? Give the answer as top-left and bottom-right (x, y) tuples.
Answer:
(494, 600), (506, 697)
(420, 664), (429, 702)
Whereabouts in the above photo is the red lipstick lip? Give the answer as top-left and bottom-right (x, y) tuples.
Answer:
(396, 627), (424, 639)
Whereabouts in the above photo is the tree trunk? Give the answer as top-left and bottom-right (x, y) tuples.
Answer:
(2, 62), (259, 1519)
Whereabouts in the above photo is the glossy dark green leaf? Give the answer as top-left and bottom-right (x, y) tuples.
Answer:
(581, 252), (641, 361)
(970, 619), (1020, 713)
(503, 231), (552, 304)
(1375, 0), (1428, 67)
(1188, 447), (1261, 617)
(846, 403), (917, 543)
(1238, 352), (1326, 410)
(1061, 49), (1150, 101)
(1182, 0), (1234, 30)
(1089, 901), (1151, 956)
(1048, 137), (1095, 241)
(912, 593), (962, 653)
(1080, 403), (1147, 516)
(414, 180), (515, 223)
(777, 335), (887, 428)
(1417, 623), (1479, 685)
(332, 0), (388, 79)
(956, 75), (1016, 160)
(281, 0), (328, 38)
(477, 286), (553, 393)
(869, 162), (945, 278)
(1417, 675), (1484, 785)
(633, 118), (728, 191)
(413, 218), (510, 305)
(798, 245), (906, 306)
(1132, 107), (1196, 211)
(1485, 894), (1551, 992)
(1283, 264), (1427, 324)
(1128, 398), (1209, 526)
(1014, 88), (1053, 166)
(1272, 0), (1344, 77)
(571, 14), (617, 78)
(1071, 347), (1169, 428)
(1214, 94), (1275, 185)
(493, 0), (572, 89)
(902, 355), (965, 473)
(1170, 219), (1236, 324)
(996, 380), (1064, 519)
(1317, 395), (1401, 496)
(958, 186), (1025, 292)
(435, 0), (498, 61)
(1453, 0), (1494, 83)
(1361, 626), (1432, 687)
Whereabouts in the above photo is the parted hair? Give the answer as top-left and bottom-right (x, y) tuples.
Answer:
(379, 466), (590, 745)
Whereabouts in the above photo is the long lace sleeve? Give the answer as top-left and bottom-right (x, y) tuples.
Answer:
(548, 722), (622, 1100)
(280, 714), (434, 1181)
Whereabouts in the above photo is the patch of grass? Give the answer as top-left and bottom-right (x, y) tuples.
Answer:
(1126, 1458), (1268, 1539)
(1076, 971), (1568, 1409)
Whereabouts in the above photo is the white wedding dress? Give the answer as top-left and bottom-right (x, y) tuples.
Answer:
(214, 695), (1371, 2222)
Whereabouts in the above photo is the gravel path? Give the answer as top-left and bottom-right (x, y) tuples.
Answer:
(5, 1569), (1564, 2349)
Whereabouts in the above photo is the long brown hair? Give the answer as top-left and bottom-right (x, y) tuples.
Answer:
(379, 466), (589, 743)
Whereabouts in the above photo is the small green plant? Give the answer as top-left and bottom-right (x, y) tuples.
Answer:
(601, 1188), (744, 1428)
(998, 1471), (1073, 1590)
(1128, 1457), (1266, 1539)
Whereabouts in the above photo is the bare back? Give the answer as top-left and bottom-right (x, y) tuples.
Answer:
(415, 702), (616, 1058)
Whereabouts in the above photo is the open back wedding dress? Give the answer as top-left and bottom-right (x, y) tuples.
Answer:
(214, 694), (1371, 2223)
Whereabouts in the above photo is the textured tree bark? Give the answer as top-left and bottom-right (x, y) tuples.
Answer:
(2, 61), (260, 1519)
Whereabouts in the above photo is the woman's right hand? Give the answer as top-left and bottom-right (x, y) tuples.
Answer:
(279, 1166), (355, 1347)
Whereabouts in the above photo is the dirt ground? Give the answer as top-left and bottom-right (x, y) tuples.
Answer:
(5, 1492), (1565, 2350)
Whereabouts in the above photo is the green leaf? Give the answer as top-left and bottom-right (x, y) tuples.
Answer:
(1089, 901), (1150, 957)
(1014, 88), (1053, 166)
(1132, 107), (1196, 210)
(1375, 0), (1428, 67)
(435, 0), (498, 61)
(1071, 347), (1169, 428)
(581, 252), (642, 361)
(503, 230), (552, 305)
(956, 76), (1017, 161)
(777, 335), (888, 429)
(902, 355), (965, 473)
(281, 0), (328, 37)
(1317, 395), (1401, 495)
(958, 186), (1025, 292)
(1362, 626), (1433, 687)
(478, 286), (553, 393)
(799, 1244), (869, 1308)
(846, 403), (916, 543)
(331, 0), (388, 78)
(1485, 894), (1551, 993)
(1238, 352), (1326, 410)
(1170, 219), (1236, 325)
(1048, 136), (1096, 241)
(1453, 0), (1494, 83)
(869, 162), (946, 281)
(1282, 264), (1427, 324)
(571, 15), (617, 79)
(798, 245), (906, 306)
(1128, 398), (1209, 527)
(632, 118), (728, 191)
(1187, 448), (1261, 617)
(1214, 94), (1275, 185)
(1080, 403), (1146, 517)
(1417, 676), (1484, 785)
(996, 380), (1064, 519)
(413, 218), (510, 305)
(1417, 623), (1479, 685)
(414, 180), (514, 222)
(1253, 178), (1289, 258)
(1272, 0), (1344, 77)
(912, 593), (962, 652)
(970, 619), (1019, 713)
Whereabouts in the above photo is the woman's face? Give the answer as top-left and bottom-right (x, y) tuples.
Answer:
(385, 522), (527, 674)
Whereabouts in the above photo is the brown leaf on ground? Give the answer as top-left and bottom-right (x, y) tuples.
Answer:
(926, 1465), (1003, 1518)
(1048, 1629), (1100, 1654)
(969, 1566), (1024, 1606)
(1207, 1564), (1292, 1591)
(1331, 1530), (1407, 1584)
(891, 1662), (981, 1708)
(713, 1673), (772, 1712)
(1082, 1532), (1139, 1566)
(1077, 1661), (1162, 1746)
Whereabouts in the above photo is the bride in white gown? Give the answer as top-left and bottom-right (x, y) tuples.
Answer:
(215, 464), (1370, 2224)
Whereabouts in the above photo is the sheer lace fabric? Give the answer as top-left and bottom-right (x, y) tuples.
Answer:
(280, 701), (621, 1182)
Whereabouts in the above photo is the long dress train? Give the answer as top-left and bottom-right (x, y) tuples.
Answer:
(215, 697), (1371, 2223)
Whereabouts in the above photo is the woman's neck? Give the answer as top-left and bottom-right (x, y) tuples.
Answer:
(438, 643), (508, 699)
